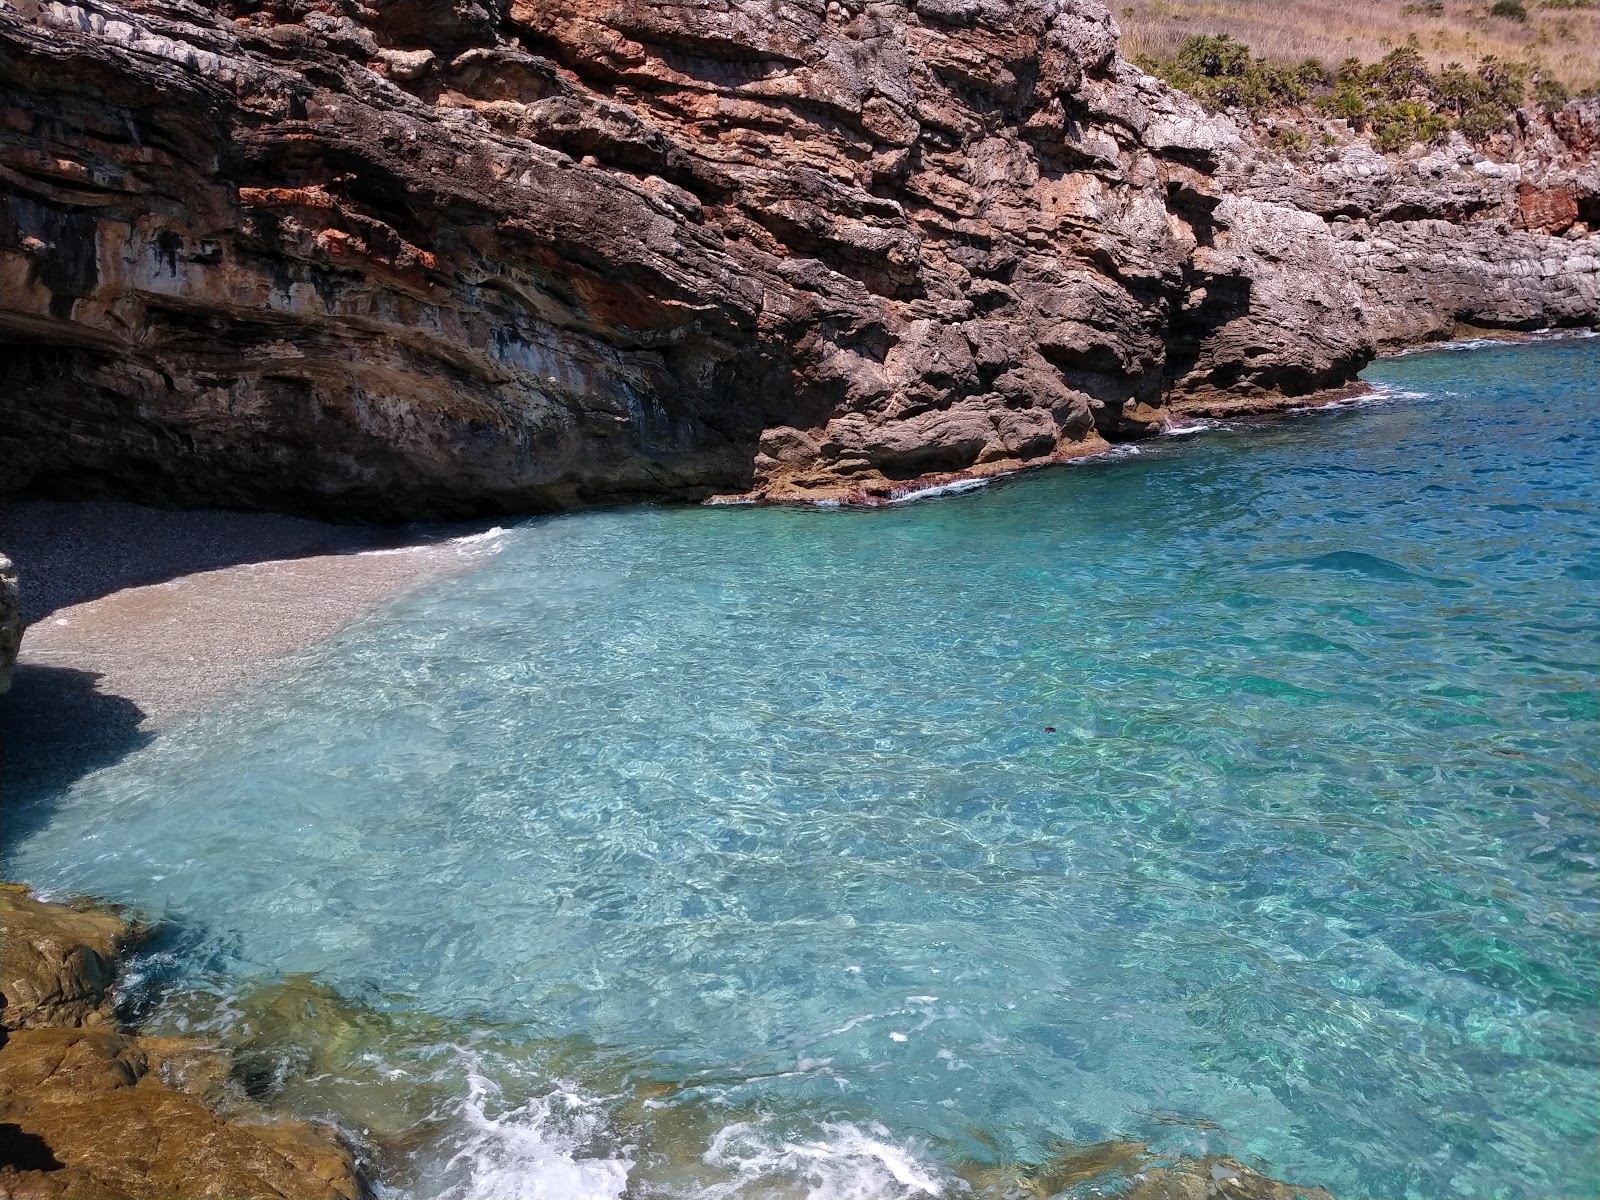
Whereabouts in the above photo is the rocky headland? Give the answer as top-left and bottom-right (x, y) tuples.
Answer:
(0, 0), (1595, 514)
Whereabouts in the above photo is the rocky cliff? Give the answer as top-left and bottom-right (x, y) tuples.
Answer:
(1, 0), (1595, 515)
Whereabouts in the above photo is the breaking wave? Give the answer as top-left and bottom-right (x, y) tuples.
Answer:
(701, 1119), (945, 1200)
(409, 1057), (632, 1200)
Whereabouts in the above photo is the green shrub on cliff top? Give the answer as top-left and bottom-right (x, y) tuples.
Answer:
(1142, 36), (1547, 152)
(1138, 34), (1314, 115)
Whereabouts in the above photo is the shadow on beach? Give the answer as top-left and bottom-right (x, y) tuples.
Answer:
(0, 498), (502, 832)
(0, 664), (151, 848)
(0, 499), (433, 624)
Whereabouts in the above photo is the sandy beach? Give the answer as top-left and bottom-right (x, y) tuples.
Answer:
(0, 500), (503, 798)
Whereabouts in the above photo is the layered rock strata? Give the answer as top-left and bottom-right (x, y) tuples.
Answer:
(0, 884), (364, 1200)
(0, 0), (1595, 514)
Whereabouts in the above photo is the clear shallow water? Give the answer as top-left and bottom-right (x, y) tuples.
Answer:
(8, 339), (1600, 1200)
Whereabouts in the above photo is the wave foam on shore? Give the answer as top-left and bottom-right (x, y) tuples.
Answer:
(416, 1057), (632, 1200)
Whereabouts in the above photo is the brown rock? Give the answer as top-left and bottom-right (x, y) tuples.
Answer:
(0, 890), (365, 1200)
(1516, 183), (1580, 235)
(1126, 1155), (1336, 1200)
(0, 0), (1594, 515)
(0, 1027), (362, 1200)
(0, 886), (135, 1031)
(956, 1140), (1336, 1200)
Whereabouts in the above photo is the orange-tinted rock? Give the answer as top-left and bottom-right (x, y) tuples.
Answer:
(0, 885), (135, 1031)
(0, 890), (364, 1200)
(1516, 183), (1580, 234)
(0, 1028), (362, 1200)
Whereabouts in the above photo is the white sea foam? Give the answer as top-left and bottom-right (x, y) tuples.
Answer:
(1162, 420), (1219, 437)
(701, 1119), (945, 1200)
(1385, 327), (1598, 358)
(349, 525), (508, 558)
(886, 477), (990, 504)
(449, 525), (509, 547)
(1087, 443), (1144, 460)
(413, 1056), (632, 1200)
(1281, 384), (1430, 414)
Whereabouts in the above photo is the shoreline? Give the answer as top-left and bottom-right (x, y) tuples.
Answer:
(3, 326), (1589, 738)
(712, 380), (1374, 510)
(0, 332), (1592, 1199)
(713, 324), (1599, 511)
(5, 325), (1586, 728)
(0, 883), (1339, 1200)
(0, 501), (504, 731)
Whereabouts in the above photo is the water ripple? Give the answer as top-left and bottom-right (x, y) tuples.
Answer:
(6, 339), (1599, 1200)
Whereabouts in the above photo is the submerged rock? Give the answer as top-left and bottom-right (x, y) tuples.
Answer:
(1126, 1156), (1336, 1200)
(957, 1140), (1336, 1200)
(0, 886), (364, 1200)
(0, 0), (1593, 516)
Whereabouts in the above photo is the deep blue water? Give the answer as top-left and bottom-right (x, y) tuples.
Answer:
(7, 339), (1599, 1200)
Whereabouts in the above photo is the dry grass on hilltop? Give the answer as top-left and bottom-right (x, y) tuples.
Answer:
(1116, 0), (1599, 92)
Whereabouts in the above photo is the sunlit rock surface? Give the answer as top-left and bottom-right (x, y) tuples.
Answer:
(0, 886), (363, 1200)
(0, 0), (1595, 513)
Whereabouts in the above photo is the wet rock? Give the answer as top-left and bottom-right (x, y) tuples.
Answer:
(957, 1140), (1335, 1200)
(0, 885), (135, 1030)
(0, 1027), (362, 1200)
(1127, 1155), (1336, 1199)
(0, 889), (364, 1200)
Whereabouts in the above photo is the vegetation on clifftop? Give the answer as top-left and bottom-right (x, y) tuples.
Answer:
(1119, 0), (1599, 95)
(1138, 34), (1588, 150)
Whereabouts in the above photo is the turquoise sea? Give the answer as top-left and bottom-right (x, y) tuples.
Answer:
(7, 338), (1599, 1199)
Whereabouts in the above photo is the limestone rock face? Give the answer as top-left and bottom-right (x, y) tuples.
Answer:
(0, 556), (17, 694)
(1220, 119), (1600, 357)
(0, 0), (1595, 513)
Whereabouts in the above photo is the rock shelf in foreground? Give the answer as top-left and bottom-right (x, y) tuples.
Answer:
(0, 884), (1350, 1197)
(0, 884), (364, 1200)
(0, 0), (1595, 516)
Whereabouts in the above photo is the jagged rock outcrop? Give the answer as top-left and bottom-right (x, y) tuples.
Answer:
(0, 885), (364, 1200)
(0, 0), (1595, 514)
(1217, 110), (1600, 366)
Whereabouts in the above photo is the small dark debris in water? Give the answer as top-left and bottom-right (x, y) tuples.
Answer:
(1044, 727), (1056, 733)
